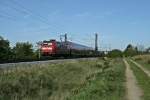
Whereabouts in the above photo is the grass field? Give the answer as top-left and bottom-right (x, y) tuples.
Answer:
(133, 54), (150, 71)
(0, 58), (126, 100)
(68, 58), (126, 100)
(128, 59), (150, 100)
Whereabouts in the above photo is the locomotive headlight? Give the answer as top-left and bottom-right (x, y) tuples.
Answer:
(42, 47), (46, 50)
(48, 43), (52, 46)
(42, 47), (52, 50)
(47, 47), (52, 50)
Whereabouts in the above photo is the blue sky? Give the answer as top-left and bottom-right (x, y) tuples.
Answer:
(0, 0), (150, 50)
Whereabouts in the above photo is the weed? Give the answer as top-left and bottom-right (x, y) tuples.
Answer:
(147, 60), (150, 64)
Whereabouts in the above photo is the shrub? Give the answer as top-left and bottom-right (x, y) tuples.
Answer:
(134, 57), (142, 61)
(148, 60), (150, 64)
(95, 63), (103, 68)
(108, 49), (123, 58)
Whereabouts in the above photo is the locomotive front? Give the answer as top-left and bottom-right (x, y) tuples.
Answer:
(40, 40), (57, 56)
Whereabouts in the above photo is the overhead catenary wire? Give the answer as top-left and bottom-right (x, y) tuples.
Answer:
(0, 11), (55, 33)
(7, 0), (63, 31)
(9, 0), (50, 23)
(0, 13), (17, 21)
(0, 0), (63, 32)
(0, 0), (49, 25)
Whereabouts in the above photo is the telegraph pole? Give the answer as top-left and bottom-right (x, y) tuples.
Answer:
(65, 33), (67, 42)
(60, 33), (67, 42)
(95, 33), (98, 51)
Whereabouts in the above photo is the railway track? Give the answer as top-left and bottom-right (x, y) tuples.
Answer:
(0, 57), (97, 69)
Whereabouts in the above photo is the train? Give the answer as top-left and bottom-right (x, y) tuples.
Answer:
(40, 39), (100, 57)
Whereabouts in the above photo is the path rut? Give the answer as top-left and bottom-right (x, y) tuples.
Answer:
(130, 59), (150, 77)
(123, 59), (143, 100)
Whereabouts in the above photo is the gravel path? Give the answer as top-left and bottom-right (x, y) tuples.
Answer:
(123, 59), (143, 100)
(130, 59), (150, 77)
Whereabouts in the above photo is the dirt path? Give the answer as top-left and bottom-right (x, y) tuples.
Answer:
(130, 59), (150, 77)
(123, 59), (143, 100)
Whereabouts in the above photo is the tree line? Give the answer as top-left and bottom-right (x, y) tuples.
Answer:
(0, 36), (38, 63)
(108, 44), (150, 58)
(0, 35), (150, 63)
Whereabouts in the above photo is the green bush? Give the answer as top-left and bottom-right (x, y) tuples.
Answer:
(108, 49), (123, 58)
(148, 60), (150, 64)
(134, 57), (142, 61)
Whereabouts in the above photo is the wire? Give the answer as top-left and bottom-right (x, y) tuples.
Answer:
(0, 13), (17, 21)
(0, 0), (49, 25)
(10, 0), (49, 23)
(0, 0), (63, 33)
(0, 0), (66, 35)
(7, 0), (63, 30)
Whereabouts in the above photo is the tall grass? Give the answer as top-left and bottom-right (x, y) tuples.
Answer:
(0, 59), (102, 100)
(0, 58), (125, 100)
(67, 58), (126, 100)
(133, 54), (150, 71)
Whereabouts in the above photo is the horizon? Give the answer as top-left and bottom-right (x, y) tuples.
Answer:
(0, 0), (150, 50)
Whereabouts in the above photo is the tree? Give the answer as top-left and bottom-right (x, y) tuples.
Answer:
(0, 36), (11, 61)
(13, 42), (34, 60)
(146, 47), (150, 53)
(108, 49), (123, 58)
(124, 44), (138, 56)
